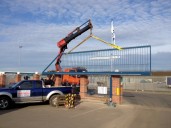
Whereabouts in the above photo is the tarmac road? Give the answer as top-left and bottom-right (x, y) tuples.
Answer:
(0, 91), (171, 128)
(123, 91), (171, 108)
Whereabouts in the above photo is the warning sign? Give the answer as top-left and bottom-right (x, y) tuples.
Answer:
(98, 87), (107, 94)
(17, 90), (31, 97)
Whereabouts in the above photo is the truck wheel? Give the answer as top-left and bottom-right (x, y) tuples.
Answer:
(0, 97), (11, 110)
(49, 95), (59, 107)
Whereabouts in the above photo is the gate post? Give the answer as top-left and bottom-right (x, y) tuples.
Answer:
(15, 73), (21, 82)
(111, 75), (123, 104)
(33, 72), (40, 80)
(0, 73), (6, 87)
(80, 75), (89, 99)
(54, 75), (62, 87)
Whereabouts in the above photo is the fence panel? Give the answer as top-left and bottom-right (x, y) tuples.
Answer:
(87, 75), (110, 98)
(60, 45), (151, 74)
(123, 76), (171, 92)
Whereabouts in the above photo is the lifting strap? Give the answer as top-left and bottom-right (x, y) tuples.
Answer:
(90, 35), (122, 50)
(67, 35), (92, 54)
(66, 34), (122, 54)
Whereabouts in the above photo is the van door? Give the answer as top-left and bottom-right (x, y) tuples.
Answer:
(15, 81), (34, 102)
(32, 81), (43, 101)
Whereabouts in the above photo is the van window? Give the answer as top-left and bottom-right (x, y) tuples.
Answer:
(20, 81), (33, 89)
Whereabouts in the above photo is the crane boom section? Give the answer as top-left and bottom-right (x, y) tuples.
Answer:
(56, 20), (93, 71)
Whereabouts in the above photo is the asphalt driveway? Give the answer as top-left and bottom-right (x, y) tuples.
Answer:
(0, 91), (171, 128)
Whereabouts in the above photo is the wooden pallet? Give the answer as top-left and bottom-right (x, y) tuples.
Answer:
(55, 94), (81, 108)
(56, 95), (66, 107)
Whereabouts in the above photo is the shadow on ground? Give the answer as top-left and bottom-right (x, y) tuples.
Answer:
(0, 102), (48, 115)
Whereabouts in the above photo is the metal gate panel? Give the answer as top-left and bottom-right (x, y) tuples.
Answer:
(42, 45), (151, 76)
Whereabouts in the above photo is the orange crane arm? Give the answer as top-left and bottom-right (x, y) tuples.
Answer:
(55, 20), (93, 71)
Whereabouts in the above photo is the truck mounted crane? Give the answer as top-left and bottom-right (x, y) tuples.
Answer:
(55, 20), (93, 72)
(43, 19), (122, 86)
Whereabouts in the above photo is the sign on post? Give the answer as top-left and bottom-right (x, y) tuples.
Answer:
(98, 86), (107, 94)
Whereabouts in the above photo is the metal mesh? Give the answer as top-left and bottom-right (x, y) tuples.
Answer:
(5, 74), (16, 85)
(123, 76), (171, 92)
(60, 45), (151, 73)
(5, 73), (34, 87)
(87, 75), (110, 96)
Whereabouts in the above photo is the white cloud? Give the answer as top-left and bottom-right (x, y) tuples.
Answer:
(0, 0), (171, 71)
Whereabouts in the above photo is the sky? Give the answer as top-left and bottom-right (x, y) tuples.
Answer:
(0, 0), (171, 73)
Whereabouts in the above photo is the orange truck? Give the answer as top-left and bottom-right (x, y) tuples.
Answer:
(62, 67), (87, 86)
(43, 20), (92, 87)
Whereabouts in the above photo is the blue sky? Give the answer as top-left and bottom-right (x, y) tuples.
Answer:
(0, 0), (171, 72)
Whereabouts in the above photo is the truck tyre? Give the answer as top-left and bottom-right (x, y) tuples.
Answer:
(49, 95), (59, 107)
(0, 96), (12, 110)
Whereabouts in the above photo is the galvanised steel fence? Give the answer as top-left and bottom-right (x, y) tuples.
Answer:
(123, 76), (171, 92)
(87, 75), (110, 97)
(4, 72), (34, 87)
(59, 45), (151, 75)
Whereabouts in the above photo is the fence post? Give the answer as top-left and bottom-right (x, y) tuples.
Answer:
(54, 75), (62, 87)
(112, 75), (123, 104)
(33, 72), (40, 80)
(0, 73), (6, 87)
(80, 75), (89, 99)
(15, 73), (21, 83)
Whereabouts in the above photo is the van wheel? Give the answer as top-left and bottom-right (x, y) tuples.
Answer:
(0, 97), (11, 110)
(49, 95), (59, 107)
